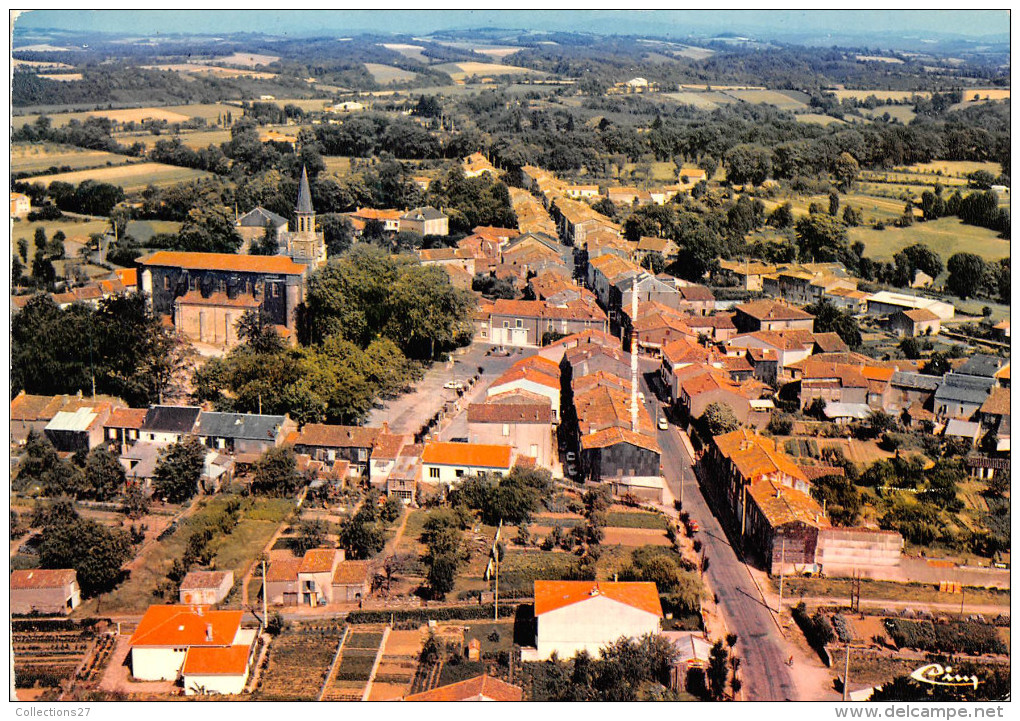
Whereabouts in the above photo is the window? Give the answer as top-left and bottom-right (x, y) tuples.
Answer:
(217, 439), (226, 449)
(129, 430), (137, 440)
(164, 276), (170, 291)
(503, 320), (510, 328)
(455, 469), (465, 478)
(530, 444), (539, 457)
(327, 450), (336, 461)
(502, 423), (510, 437)
(429, 467), (440, 479)
(516, 319), (523, 328)
(108, 429), (116, 439)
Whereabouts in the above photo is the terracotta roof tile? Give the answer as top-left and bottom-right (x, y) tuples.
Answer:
(299, 548), (340, 574)
(265, 560), (301, 583)
(295, 424), (379, 449)
(736, 299), (814, 322)
(332, 560), (372, 586)
(534, 580), (662, 617)
(405, 674), (523, 702)
(138, 251), (305, 275)
(467, 403), (552, 424)
(421, 442), (514, 469)
(129, 606), (243, 648)
(179, 570), (232, 591)
(182, 645), (250, 676)
(10, 569), (76, 589)
(980, 386), (1011, 416)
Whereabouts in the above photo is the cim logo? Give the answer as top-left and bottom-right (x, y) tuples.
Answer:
(909, 663), (980, 690)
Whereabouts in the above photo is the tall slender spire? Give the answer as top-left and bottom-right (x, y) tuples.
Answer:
(296, 165), (313, 214)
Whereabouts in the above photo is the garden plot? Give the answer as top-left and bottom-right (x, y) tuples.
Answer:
(366, 629), (422, 701)
(322, 626), (387, 701)
(256, 623), (344, 700)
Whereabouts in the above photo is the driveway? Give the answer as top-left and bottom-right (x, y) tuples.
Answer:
(638, 367), (799, 701)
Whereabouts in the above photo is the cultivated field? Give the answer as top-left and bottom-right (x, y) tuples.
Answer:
(13, 58), (73, 69)
(859, 105), (916, 123)
(38, 73), (83, 82)
(433, 61), (545, 81)
(12, 142), (135, 175)
(906, 160), (1002, 178)
(662, 91), (736, 110)
(855, 55), (905, 64)
(381, 43), (430, 63)
(724, 89), (810, 111)
(849, 216), (1010, 262)
(795, 113), (847, 126)
(207, 52), (280, 67)
(144, 63), (277, 79)
(432, 41), (525, 60)
(364, 63), (418, 85)
(115, 128), (233, 151)
(257, 623), (345, 700)
(829, 89), (932, 102)
(679, 84), (765, 91)
(29, 162), (213, 192)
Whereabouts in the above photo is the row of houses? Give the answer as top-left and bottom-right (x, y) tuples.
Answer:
(12, 268), (138, 315)
(343, 205), (450, 237)
(702, 428), (904, 576)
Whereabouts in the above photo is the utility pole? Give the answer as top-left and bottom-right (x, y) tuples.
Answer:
(494, 546), (499, 621)
(261, 559), (268, 631)
(777, 537), (786, 615)
(842, 642), (851, 701)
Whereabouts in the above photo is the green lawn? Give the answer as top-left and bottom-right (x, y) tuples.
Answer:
(605, 510), (669, 530)
(849, 216), (1009, 262)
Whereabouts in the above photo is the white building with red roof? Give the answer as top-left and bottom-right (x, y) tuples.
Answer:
(527, 580), (663, 661)
(128, 605), (256, 687)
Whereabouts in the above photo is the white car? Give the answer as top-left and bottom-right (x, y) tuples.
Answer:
(658, 417), (669, 431)
(443, 380), (464, 391)
(637, 392), (645, 402)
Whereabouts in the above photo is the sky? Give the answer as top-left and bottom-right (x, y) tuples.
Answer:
(12, 9), (1011, 42)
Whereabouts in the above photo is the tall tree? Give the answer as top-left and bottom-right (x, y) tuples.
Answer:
(153, 438), (206, 504)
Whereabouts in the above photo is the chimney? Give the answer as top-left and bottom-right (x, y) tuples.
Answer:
(205, 623), (214, 642)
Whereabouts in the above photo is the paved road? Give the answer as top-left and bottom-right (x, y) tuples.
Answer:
(365, 342), (523, 435)
(638, 366), (797, 701)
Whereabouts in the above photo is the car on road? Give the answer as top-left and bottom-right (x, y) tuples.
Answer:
(565, 451), (576, 462)
(490, 346), (512, 356)
(637, 391), (645, 402)
(658, 416), (669, 430)
(690, 520), (700, 533)
(443, 380), (464, 391)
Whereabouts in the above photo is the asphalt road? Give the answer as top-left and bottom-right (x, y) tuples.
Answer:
(638, 366), (797, 702)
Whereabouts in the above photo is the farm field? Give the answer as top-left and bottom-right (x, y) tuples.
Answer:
(859, 105), (916, 123)
(381, 43), (430, 63)
(829, 89), (932, 102)
(849, 216), (1009, 262)
(14, 104), (238, 130)
(364, 63), (418, 85)
(724, 89), (810, 111)
(143, 63), (277, 79)
(260, 97), (333, 113)
(12, 142), (135, 175)
(679, 84), (764, 91)
(432, 41), (525, 60)
(323, 156), (353, 176)
(774, 576), (1010, 607)
(13, 58), (73, 69)
(38, 73), (83, 82)
(29, 162), (213, 192)
(432, 61), (546, 81)
(620, 160), (679, 183)
(906, 160), (1002, 179)
(661, 91), (736, 110)
(859, 169), (969, 187)
(116, 128), (233, 150)
(205, 52), (280, 67)
(795, 113), (847, 126)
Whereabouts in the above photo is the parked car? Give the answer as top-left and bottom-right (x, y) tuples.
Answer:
(637, 391), (645, 402)
(443, 380), (464, 390)
(565, 451), (577, 462)
(658, 416), (669, 431)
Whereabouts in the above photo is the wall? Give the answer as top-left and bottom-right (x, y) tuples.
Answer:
(469, 421), (554, 468)
(11, 585), (79, 615)
(131, 647), (186, 681)
(535, 595), (660, 661)
(183, 671), (248, 696)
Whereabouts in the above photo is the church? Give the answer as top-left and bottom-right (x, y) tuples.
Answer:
(137, 168), (325, 349)
(234, 166), (327, 268)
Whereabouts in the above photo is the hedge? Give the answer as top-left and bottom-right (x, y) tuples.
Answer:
(13, 618), (110, 632)
(793, 603), (835, 659)
(346, 603), (518, 625)
(884, 619), (1006, 656)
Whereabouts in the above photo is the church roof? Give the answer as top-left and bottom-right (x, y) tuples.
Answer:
(296, 166), (313, 214)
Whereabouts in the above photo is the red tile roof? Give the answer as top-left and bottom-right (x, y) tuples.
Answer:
(179, 570), (232, 590)
(467, 403), (553, 424)
(579, 425), (660, 454)
(295, 424), (379, 448)
(175, 290), (261, 309)
(265, 559), (301, 583)
(421, 441), (514, 469)
(10, 569), (76, 589)
(736, 299), (814, 322)
(182, 645), (250, 676)
(332, 560), (372, 586)
(534, 580), (663, 617)
(298, 548), (340, 574)
(139, 251), (305, 275)
(490, 367), (561, 391)
(129, 606), (243, 648)
(404, 674), (523, 702)
(115, 268), (138, 287)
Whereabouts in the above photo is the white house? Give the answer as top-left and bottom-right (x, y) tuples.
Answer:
(182, 645), (253, 695)
(129, 606), (255, 686)
(528, 580), (663, 661)
(179, 571), (234, 606)
(486, 369), (561, 422)
(420, 441), (514, 487)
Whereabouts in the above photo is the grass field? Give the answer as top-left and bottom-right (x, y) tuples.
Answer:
(830, 89), (932, 102)
(859, 170), (969, 187)
(38, 73), (83, 82)
(620, 160), (678, 183)
(432, 61), (545, 81)
(12, 142), (135, 175)
(115, 128), (233, 150)
(855, 55), (905, 64)
(323, 156), (353, 176)
(859, 105), (916, 123)
(381, 43), (430, 63)
(724, 89), (810, 111)
(661, 91), (734, 110)
(364, 63), (418, 85)
(795, 113), (847, 126)
(144, 63), (277, 79)
(29, 162), (213, 192)
(13, 58), (73, 69)
(774, 576), (1010, 607)
(906, 160), (1002, 179)
(13, 103), (236, 129)
(849, 216), (1009, 262)
(208, 52), (280, 67)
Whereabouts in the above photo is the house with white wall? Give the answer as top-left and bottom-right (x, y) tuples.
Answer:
(420, 441), (514, 488)
(526, 580), (663, 661)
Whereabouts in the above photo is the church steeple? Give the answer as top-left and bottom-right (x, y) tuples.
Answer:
(295, 166), (315, 233)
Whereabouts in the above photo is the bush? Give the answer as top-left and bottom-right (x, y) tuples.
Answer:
(883, 618), (1006, 655)
(346, 603), (517, 625)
